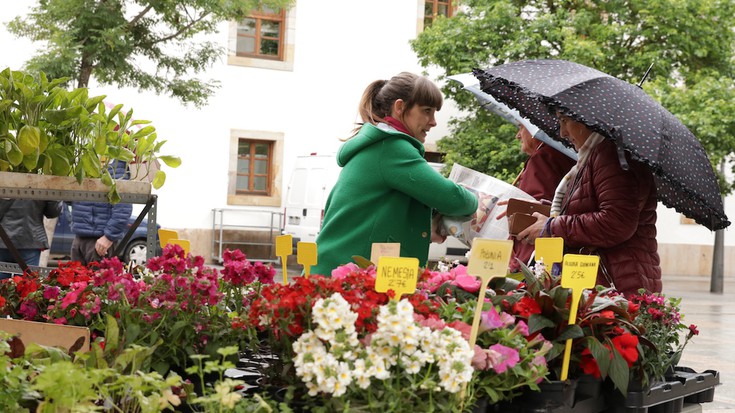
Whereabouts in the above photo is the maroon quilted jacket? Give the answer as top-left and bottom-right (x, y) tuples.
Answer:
(550, 139), (662, 295)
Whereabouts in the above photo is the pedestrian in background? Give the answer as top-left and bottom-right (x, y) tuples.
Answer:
(70, 160), (133, 265)
(0, 199), (62, 278)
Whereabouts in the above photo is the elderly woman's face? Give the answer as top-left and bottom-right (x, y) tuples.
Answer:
(557, 114), (593, 150)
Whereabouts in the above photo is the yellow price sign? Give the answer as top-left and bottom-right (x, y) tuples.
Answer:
(561, 254), (599, 290)
(466, 239), (513, 348)
(467, 238), (513, 279)
(275, 235), (293, 285)
(370, 242), (400, 264)
(535, 237), (564, 266)
(375, 256), (419, 300)
(297, 242), (317, 279)
(559, 254), (599, 381)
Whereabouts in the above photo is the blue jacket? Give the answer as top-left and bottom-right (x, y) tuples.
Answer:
(70, 161), (133, 241)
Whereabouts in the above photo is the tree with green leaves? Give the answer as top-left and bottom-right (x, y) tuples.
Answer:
(411, 0), (735, 195)
(7, 0), (292, 107)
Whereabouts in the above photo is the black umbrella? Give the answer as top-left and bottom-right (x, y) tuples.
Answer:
(472, 59), (730, 231)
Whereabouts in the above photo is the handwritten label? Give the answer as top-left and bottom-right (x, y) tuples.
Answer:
(535, 237), (564, 265)
(375, 257), (419, 300)
(559, 253), (599, 381)
(466, 239), (513, 352)
(467, 238), (513, 279)
(370, 243), (401, 264)
(297, 242), (317, 278)
(561, 254), (599, 289)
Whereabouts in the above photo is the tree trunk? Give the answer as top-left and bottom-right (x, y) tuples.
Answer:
(710, 160), (726, 294)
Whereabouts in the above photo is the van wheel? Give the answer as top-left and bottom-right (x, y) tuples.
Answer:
(124, 240), (148, 266)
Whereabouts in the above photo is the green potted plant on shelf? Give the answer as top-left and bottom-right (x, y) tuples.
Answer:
(0, 67), (180, 202)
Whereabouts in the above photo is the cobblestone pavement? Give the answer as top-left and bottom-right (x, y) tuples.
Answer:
(663, 276), (735, 413)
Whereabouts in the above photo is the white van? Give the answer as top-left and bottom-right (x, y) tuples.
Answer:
(282, 154), (341, 250)
(282, 156), (469, 263)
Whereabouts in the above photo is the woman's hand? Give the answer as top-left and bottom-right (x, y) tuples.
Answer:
(431, 213), (447, 243)
(495, 199), (509, 220)
(515, 212), (548, 245)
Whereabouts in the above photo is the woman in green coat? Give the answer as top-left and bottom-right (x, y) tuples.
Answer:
(313, 72), (478, 275)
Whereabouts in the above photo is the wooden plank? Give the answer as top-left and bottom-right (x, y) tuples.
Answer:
(0, 318), (91, 352)
(0, 172), (151, 195)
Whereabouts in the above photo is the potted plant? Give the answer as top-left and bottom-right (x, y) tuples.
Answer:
(0, 67), (180, 202)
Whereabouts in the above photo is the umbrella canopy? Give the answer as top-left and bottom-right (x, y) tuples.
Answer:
(473, 59), (730, 231)
(448, 73), (577, 161)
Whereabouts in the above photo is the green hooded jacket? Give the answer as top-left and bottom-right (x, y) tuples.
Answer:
(313, 123), (478, 275)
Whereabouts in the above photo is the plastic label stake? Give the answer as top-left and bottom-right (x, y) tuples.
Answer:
(297, 242), (317, 278)
(275, 234), (293, 285)
(370, 242), (400, 264)
(560, 253), (599, 381)
(534, 237), (564, 267)
(375, 256), (419, 301)
(466, 238), (513, 348)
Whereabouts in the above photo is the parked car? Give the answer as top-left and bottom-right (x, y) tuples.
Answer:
(49, 202), (161, 265)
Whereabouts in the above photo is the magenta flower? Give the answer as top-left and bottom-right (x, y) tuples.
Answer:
(43, 285), (60, 300)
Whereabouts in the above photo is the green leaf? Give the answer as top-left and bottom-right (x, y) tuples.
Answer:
(43, 106), (83, 124)
(104, 314), (119, 354)
(100, 170), (113, 186)
(21, 150), (39, 171)
(107, 184), (121, 204)
(158, 155), (181, 168)
(608, 346), (631, 395)
(587, 337), (611, 378)
(125, 323), (141, 343)
(152, 170), (166, 189)
(6, 141), (23, 166)
(48, 151), (72, 176)
(17, 125), (40, 155)
(528, 313), (556, 334)
(80, 152), (101, 177)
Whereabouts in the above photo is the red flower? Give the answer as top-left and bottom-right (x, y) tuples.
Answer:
(611, 333), (639, 367)
(688, 324), (699, 336)
(512, 296), (542, 318)
(579, 348), (601, 378)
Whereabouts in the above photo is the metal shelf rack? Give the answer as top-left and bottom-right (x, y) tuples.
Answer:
(0, 173), (157, 276)
(211, 208), (284, 264)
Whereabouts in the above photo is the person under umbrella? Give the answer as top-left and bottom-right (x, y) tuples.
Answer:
(517, 113), (660, 295)
(507, 125), (575, 273)
(474, 59), (730, 295)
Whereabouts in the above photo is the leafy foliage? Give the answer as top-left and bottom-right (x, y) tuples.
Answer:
(6, 0), (293, 107)
(412, 0), (735, 190)
(0, 68), (180, 200)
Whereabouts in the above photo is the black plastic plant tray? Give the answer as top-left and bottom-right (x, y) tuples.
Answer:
(606, 367), (719, 413)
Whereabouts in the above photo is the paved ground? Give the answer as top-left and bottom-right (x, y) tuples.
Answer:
(664, 276), (735, 413)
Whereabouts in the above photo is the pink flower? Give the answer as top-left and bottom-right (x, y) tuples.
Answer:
(479, 306), (515, 332)
(514, 320), (529, 336)
(487, 344), (520, 374)
(452, 273), (481, 293)
(330, 263), (361, 279)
